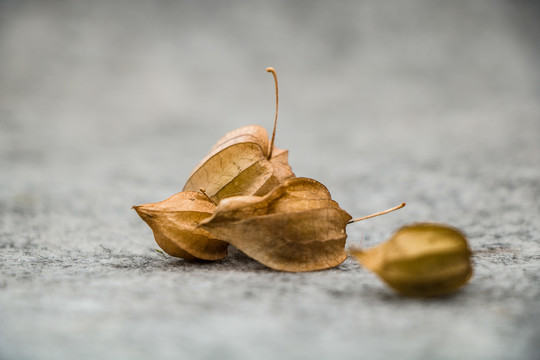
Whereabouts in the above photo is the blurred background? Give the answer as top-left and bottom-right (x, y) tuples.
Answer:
(1, 1), (539, 359)
(1, 0), (539, 194)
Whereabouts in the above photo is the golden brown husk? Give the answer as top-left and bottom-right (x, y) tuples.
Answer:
(133, 192), (228, 260)
(183, 125), (294, 203)
(350, 223), (473, 297)
(199, 177), (352, 272)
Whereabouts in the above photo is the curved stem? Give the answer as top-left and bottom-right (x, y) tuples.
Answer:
(348, 203), (406, 224)
(266, 67), (279, 159)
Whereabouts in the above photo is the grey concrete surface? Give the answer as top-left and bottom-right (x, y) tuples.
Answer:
(1, 1), (539, 359)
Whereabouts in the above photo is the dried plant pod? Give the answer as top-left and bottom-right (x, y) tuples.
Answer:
(350, 223), (473, 297)
(183, 68), (294, 203)
(199, 177), (352, 272)
(133, 192), (228, 260)
(183, 125), (294, 203)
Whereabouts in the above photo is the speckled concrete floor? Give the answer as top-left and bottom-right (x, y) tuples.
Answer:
(1, 1), (539, 359)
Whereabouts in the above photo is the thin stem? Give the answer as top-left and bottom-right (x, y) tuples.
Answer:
(199, 188), (217, 205)
(347, 202), (406, 224)
(266, 67), (278, 159)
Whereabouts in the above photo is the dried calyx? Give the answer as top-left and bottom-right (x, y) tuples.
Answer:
(199, 177), (352, 272)
(349, 223), (473, 297)
(182, 68), (294, 204)
(198, 177), (406, 272)
(133, 192), (227, 260)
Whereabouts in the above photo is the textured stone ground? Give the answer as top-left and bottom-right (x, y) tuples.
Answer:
(1, 1), (539, 359)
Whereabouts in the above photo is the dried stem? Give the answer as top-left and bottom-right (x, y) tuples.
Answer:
(266, 67), (279, 159)
(199, 187), (217, 205)
(348, 202), (406, 224)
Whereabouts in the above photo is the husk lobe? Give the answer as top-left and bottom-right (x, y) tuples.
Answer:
(183, 125), (294, 203)
(350, 222), (473, 297)
(199, 177), (352, 272)
(133, 191), (228, 260)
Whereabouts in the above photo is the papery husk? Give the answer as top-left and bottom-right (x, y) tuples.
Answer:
(350, 223), (473, 297)
(183, 125), (294, 203)
(199, 177), (352, 272)
(133, 192), (228, 260)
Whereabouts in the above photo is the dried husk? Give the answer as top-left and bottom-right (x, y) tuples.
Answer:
(183, 125), (294, 203)
(199, 177), (352, 272)
(133, 192), (228, 260)
(350, 223), (473, 297)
